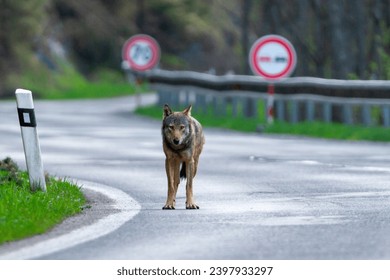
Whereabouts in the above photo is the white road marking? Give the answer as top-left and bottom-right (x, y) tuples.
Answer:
(0, 180), (141, 260)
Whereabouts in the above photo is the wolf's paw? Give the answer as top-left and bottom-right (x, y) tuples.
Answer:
(162, 204), (175, 210)
(186, 203), (199, 210)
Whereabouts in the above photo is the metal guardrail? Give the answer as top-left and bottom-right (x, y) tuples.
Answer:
(125, 68), (390, 127)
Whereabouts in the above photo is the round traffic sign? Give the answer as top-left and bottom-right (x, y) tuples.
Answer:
(249, 35), (297, 80)
(122, 34), (160, 71)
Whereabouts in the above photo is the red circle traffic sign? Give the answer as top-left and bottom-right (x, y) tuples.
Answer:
(122, 34), (160, 71)
(249, 35), (297, 80)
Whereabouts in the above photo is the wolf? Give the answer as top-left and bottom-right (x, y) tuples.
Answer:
(161, 104), (205, 210)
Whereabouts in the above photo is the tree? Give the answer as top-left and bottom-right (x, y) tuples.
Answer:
(328, 0), (350, 79)
(0, 0), (47, 96)
(241, 0), (252, 74)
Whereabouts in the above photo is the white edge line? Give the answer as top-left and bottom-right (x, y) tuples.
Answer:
(0, 179), (141, 260)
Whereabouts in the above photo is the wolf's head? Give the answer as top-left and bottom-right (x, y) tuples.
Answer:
(162, 104), (192, 148)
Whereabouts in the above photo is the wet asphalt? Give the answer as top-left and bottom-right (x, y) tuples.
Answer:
(1, 94), (390, 259)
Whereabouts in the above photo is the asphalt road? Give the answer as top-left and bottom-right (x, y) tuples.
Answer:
(1, 94), (390, 260)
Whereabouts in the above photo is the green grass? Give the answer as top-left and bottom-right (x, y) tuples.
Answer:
(265, 121), (390, 142)
(36, 80), (146, 100)
(136, 104), (390, 142)
(12, 59), (147, 100)
(136, 105), (261, 132)
(0, 158), (86, 244)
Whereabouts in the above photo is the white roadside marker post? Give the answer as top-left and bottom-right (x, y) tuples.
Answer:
(15, 89), (46, 192)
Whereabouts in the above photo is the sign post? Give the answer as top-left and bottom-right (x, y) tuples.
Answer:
(249, 35), (297, 124)
(122, 34), (161, 107)
(266, 83), (275, 124)
(15, 89), (46, 192)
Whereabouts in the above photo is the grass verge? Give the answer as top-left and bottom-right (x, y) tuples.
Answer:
(0, 157), (86, 245)
(136, 105), (260, 132)
(265, 121), (390, 142)
(11, 60), (147, 100)
(136, 104), (390, 142)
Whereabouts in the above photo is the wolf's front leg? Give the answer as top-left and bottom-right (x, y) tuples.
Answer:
(163, 158), (178, 210)
(185, 159), (199, 209)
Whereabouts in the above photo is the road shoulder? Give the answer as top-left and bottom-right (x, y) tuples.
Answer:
(0, 180), (140, 259)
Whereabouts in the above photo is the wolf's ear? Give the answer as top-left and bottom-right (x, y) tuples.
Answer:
(183, 105), (192, 116)
(163, 104), (173, 118)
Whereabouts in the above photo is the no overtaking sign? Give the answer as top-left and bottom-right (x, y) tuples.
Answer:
(249, 35), (297, 80)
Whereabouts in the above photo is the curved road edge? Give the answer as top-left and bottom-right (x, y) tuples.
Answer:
(0, 180), (141, 260)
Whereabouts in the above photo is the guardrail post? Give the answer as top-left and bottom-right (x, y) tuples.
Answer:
(157, 90), (163, 106)
(15, 89), (46, 192)
(212, 96), (227, 117)
(214, 96), (221, 116)
(220, 96), (227, 117)
(382, 105), (390, 127)
(211, 96), (218, 116)
(194, 93), (203, 114)
(171, 89), (180, 109)
(182, 90), (190, 106)
(203, 94), (209, 114)
(343, 104), (353, 125)
(157, 90), (168, 107)
(290, 100), (298, 123)
(306, 100), (315, 122)
(362, 104), (371, 126)
(243, 97), (258, 118)
(253, 98), (259, 119)
(232, 96), (239, 117)
(243, 98), (249, 117)
(189, 90), (196, 107)
(178, 90), (185, 106)
(322, 102), (332, 123)
(276, 99), (285, 121)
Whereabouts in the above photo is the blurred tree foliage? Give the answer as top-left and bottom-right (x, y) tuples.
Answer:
(3, 0), (390, 97)
(49, 0), (240, 72)
(0, 0), (48, 97)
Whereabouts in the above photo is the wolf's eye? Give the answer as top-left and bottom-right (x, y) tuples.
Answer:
(180, 125), (185, 130)
(169, 125), (174, 130)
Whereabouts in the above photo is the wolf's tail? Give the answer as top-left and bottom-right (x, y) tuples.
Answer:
(180, 162), (186, 180)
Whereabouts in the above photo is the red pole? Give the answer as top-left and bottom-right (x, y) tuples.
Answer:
(267, 83), (275, 124)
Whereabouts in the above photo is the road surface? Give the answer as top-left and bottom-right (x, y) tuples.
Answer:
(1, 94), (390, 259)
